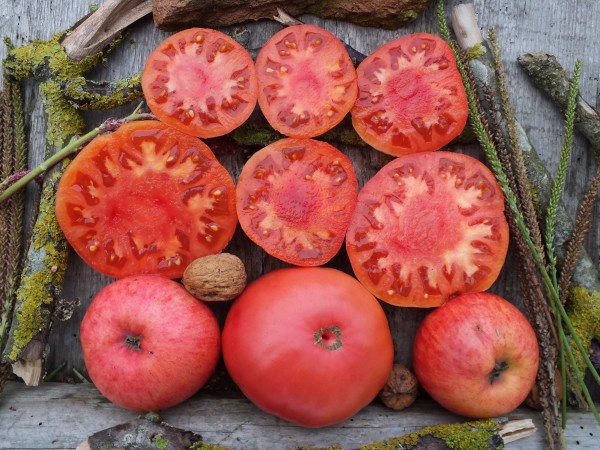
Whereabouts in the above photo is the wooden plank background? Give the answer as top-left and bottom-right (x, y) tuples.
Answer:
(0, 0), (599, 448)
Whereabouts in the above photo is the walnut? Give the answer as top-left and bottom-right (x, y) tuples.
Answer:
(378, 364), (419, 411)
(182, 253), (247, 301)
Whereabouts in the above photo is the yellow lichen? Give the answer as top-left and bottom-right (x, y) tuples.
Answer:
(7, 165), (68, 362)
(567, 286), (600, 371)
(360, 419), (499, 450)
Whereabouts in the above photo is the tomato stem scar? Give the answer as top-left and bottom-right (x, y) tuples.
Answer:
(314, 325), (343, 351)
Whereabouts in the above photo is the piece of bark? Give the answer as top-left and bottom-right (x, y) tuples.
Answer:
(153, 0), (433, 31)
(76, 413), (206, 450)
(62, 0), (153, 62)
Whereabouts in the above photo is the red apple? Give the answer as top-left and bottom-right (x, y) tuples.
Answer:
(412, 291), (539, 418)
(80, 274), (221, 411)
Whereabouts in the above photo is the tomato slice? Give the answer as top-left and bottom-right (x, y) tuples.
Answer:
(55, 121), (237, 279)
(255, 24), (358, 138)
(351, 33), (468, 157)
(236, 138), (358, 266)
(346, 151), (509, 307)
(141, 28), (258, 138)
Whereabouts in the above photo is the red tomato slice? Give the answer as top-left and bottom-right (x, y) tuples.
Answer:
(55, 121), (237, 279)
(141, 28), (258, 138)
(255, 24), (358, 138)
(346, 151), (509, 307)
(351, 33), (468, 157)
(236, 138), (358, 266)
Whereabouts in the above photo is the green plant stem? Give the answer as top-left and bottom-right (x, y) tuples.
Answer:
(0, 107), (154, 204)
(545, 60), (582, 291)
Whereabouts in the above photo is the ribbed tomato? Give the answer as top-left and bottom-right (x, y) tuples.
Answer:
(346, 151), (509, 307)
(55, 121), (237, 279)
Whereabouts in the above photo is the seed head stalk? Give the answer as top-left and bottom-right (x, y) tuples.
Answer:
(437, 0), (599, 427)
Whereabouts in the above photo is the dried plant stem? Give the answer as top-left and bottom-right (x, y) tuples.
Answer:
(0, 78), (28, 392)
(559, 165), (600, 300)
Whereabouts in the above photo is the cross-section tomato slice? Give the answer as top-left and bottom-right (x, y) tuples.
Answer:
(346, 151), (509, 307)
(351, 33), (468, 157)
(255, 24), (358, 138)
(55, 121), (237, 279)
(141, 28), (258, 138)
(236, 138), (358, 266)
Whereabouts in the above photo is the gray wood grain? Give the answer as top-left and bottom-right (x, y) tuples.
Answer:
(1, 381), (598, 449)
(1, 0), (599, 447)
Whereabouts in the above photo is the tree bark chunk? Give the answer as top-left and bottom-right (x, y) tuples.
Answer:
(152, 0), (433, 31)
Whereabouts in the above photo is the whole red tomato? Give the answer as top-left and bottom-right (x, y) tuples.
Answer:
(222, 267), (394, 427)
(80, 275), (221, 411)
(412, 292), (539, 418)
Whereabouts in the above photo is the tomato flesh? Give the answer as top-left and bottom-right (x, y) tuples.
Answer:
(55, 121), (237, 279)
(142, 28), (258, 138)
(351, 33), (468, 156)
(346, 151), (509, 307)
(256, 24), (358, 138)
(236, 138), (358, 266)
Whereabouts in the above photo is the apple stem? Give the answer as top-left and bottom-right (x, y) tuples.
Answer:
(488, 361), (508, 383)
(125, 335), (142, 351)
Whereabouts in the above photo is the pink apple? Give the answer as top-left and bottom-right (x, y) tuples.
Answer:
(80, 274), (221, 411)
(412, 291), (539, 418)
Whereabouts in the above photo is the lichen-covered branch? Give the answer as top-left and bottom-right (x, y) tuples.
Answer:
(62, 73), (143, 110)
(360, 418), (535, 450)
(517, 53), (600, 156)
(1, 10), (148, 385)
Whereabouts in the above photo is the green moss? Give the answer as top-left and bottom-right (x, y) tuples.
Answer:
(188, 444), (233, 450)
(229, 123), (282, 147)
(152, 434), (170, 450)
(465, 43), (486, 61)
(7, 167), (68, 362)
(360, 419), (500, 450)
(567, 286), (600, 371)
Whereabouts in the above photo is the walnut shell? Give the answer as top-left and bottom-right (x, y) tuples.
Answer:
(378, 364), (419, 411)
(182, 253), (247, 301)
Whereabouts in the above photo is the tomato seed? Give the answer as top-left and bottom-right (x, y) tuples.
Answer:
(195, 34), (204, 43)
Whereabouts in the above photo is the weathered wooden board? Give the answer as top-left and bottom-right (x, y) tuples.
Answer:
(1, 0), (599, 448)
(1, 380), (599, 449)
